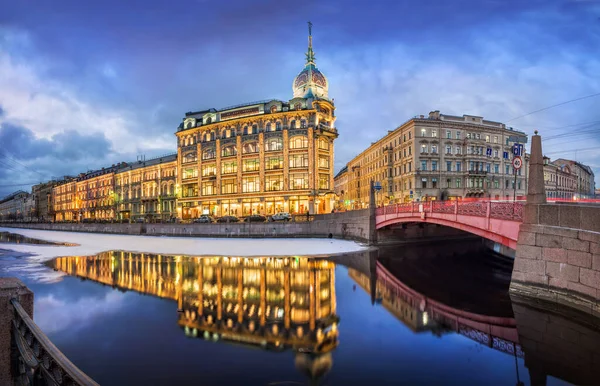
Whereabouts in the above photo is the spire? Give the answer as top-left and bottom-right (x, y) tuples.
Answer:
(305, 21), (316, 65)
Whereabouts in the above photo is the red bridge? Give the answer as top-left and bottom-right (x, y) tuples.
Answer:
(375, 200), (523, 249)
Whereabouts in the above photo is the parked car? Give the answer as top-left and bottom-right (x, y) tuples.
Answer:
(193, 215), (215, 223)
(244, 214), (267, 223)
(270, 212), (291, 222)
(217, 215), (240, 223)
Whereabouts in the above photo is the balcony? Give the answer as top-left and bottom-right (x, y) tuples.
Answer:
(468, 170), (488, 176)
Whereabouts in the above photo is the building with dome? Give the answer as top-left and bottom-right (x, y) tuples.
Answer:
(175, 23), (338, 219)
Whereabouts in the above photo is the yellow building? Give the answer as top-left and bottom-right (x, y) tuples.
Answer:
(175, 25), (337, 219)
(52, 178), (77, 222)
(335, 111), (529, 208)
(115, 154), (178, 222)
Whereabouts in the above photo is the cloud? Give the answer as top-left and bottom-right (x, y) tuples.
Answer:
(34, 291), (125, 334)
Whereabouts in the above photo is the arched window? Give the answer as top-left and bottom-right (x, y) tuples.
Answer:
(276, 121), (282, 131)
(252, 124), (258, 132)
(270, 106), (277, 113)
(184, 153), (197, 163)
(203, 148), (216, 160)
(221, 145), (237, 157)
(186, 121), (192, 129)
(243, 141), (259, 154)
(265, 137), (283, 152)
(300, 119), (307, 128)
(243, 126), (250, 135)
(266, 122), (272, 132)
(318, 138), (330, 150)
(290, 120), (296, 129)
(289, 135), (308, 149)
(206, 116), (212, 124)
(189, 136), (195, 145)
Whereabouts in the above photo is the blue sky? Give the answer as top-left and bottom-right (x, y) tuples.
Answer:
(1, 0), (599, 197)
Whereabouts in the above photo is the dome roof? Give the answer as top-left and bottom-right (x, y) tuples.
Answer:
(292, 23), (329, 99)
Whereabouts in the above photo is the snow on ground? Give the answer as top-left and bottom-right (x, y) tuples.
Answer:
(0, 227), (367, 263)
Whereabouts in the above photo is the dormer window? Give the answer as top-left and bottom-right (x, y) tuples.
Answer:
(270, 106), (277, 113)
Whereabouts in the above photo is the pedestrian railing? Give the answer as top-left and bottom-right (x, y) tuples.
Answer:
(376, 200), (523, 222)
(11, 298), (99, 386)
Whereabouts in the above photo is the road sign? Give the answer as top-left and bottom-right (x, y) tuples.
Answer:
(374, 182), (382, 191)
(503, 151), (509, 159)
(512, 156), (523, 170)
(513, 144), (524, 157)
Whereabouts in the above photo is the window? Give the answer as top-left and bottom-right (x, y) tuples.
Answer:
(476, 133), (481, 140)
(183, 153), (197, 164)
(276, 121), (282, 131)
(202, 181), (216, 196)
(432, 178), (438, 189)
(266, 156), (283, 170)
(182, 167), (198, 180)
(318, 155), (330, 168)
(421, 144), (427, 154)
(289, 120), (296, 129)
(291, 173), (309, 190)
(432, 161), (438, 171)
(243, 177), (260, 193)
(265, 175), (283, 191)
(505, 180), (509, 189)
(409, 147), (412, 155)
(289, 136), (308, 149)
(431, 145), (438, 154)
(446, 145), (452, 154)
(265, 137), (283, 151)
(243, 159), (260, 172)
(485, 135), (490, 143)
(409, 132), (412, 140)
(486, 163), (491, 173)
(494, 180), (499, 189)
(446, 130), (452, 139)
(221, 161), (237, 174)
(421, 161), (427, 171)
(469, 161), (475, 171)
(494, 150), (499, 158)
(505, 164), (510, 174)
(455, 146), (462, 155)
(300, 119), (307, 128)
(408, 162), (412, 172)
(319, 174), (330, 189)
(266, 122), (272, 131)
(202, 164), (216, 177)
(467, 133), (472, 139)
(431, 129), (437, 138)
(270, 106), (277, 113)
(494, 164), (499, 174)
(456, 178), (461, 188)
(221, 145), (237, 157)
(447, 161), (452, 171)
(242, 141), (259, 154)
(494, 136), (498, 144)
(221, 179), (237, 194)
(318, 138), (330, 150)
(289, 154), (308, 168)
(202, 148), (215, 160)
(421, 178), (427, 188)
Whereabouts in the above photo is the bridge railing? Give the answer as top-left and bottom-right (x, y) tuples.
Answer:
(11, 298), (99, 386)
(376, 200), (523, 222)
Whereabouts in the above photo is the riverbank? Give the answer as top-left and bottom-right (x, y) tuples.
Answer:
(0, 227), (367, 262)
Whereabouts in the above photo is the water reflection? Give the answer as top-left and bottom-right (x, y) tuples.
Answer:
(51, 252), (339, 382)
(0, 231), (76, 246)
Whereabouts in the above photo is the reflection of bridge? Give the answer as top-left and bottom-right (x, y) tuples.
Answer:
(52, 252), (339, 381)
(376, 200), (523, 249)
(348, 261), (522, 358)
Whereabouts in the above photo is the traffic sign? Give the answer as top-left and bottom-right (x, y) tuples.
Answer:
(512, 156), (523, 170)
(513, 144), (524, 157)
(374, 182), (382, 191)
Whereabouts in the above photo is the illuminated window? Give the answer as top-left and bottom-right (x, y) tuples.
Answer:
(265, 175), (283, 191)
(318, 155), (329, 168)
(242, 141), (259, 154)
(318, 174), (329, 189)
(242, 176), (260, 193)
(221, 145), (237, 157)
(265, 137), (283, 151)
(266, 156), (283, 170)
(289, 154), (308, 169)
(221, 161), (237, 174)
(289, 135), (308, 149)
(202, 164), (216, 177)
(291, 173), (309, 190)
(202, 182), (216, 196)
(243, 159), (260, 172)
(318, 138), (330, 150)
(202, 148), (215, 160)
(183, 153), (197, 164)
(183, 168), (198, 179)
(221, 179), (237, 194)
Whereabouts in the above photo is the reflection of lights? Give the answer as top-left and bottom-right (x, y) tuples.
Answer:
(422, 312), (429, 325)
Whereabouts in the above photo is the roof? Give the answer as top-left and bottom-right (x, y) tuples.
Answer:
(334, 166), (348, 179)
(117, 153), (177, 172)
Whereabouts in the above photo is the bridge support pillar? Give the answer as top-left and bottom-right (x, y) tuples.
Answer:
(511, 131), (600, 316)
(0, 278), (33, 385)
(369, 180), (377, 245)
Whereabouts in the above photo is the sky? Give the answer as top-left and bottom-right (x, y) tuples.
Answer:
(1, 0), (599, 197)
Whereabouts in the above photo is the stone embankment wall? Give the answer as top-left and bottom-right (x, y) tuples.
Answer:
(0, 209), (373, 243)
(511, 203), (600, 317)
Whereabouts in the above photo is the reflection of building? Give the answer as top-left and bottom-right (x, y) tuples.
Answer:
(335, 111), (529, 209)
(175, 24), (337, 219)
(52, 252), (339, 376)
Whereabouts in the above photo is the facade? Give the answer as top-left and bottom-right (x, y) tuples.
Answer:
(543, 157), (577, 200)
(335, 111), (529, 208)
(175, 26), (337, 219)
(333, 166), (348, 210)
(32, 181), (57, 221)
(52, 178), (77, 222)
(74, 165), (121, 221)
(115, 154), (177, 222)
(0, 191), (29, 220)
(553, 158), (596, 199)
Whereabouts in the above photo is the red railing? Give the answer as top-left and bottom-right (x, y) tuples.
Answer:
(376, 200), (523, 222)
